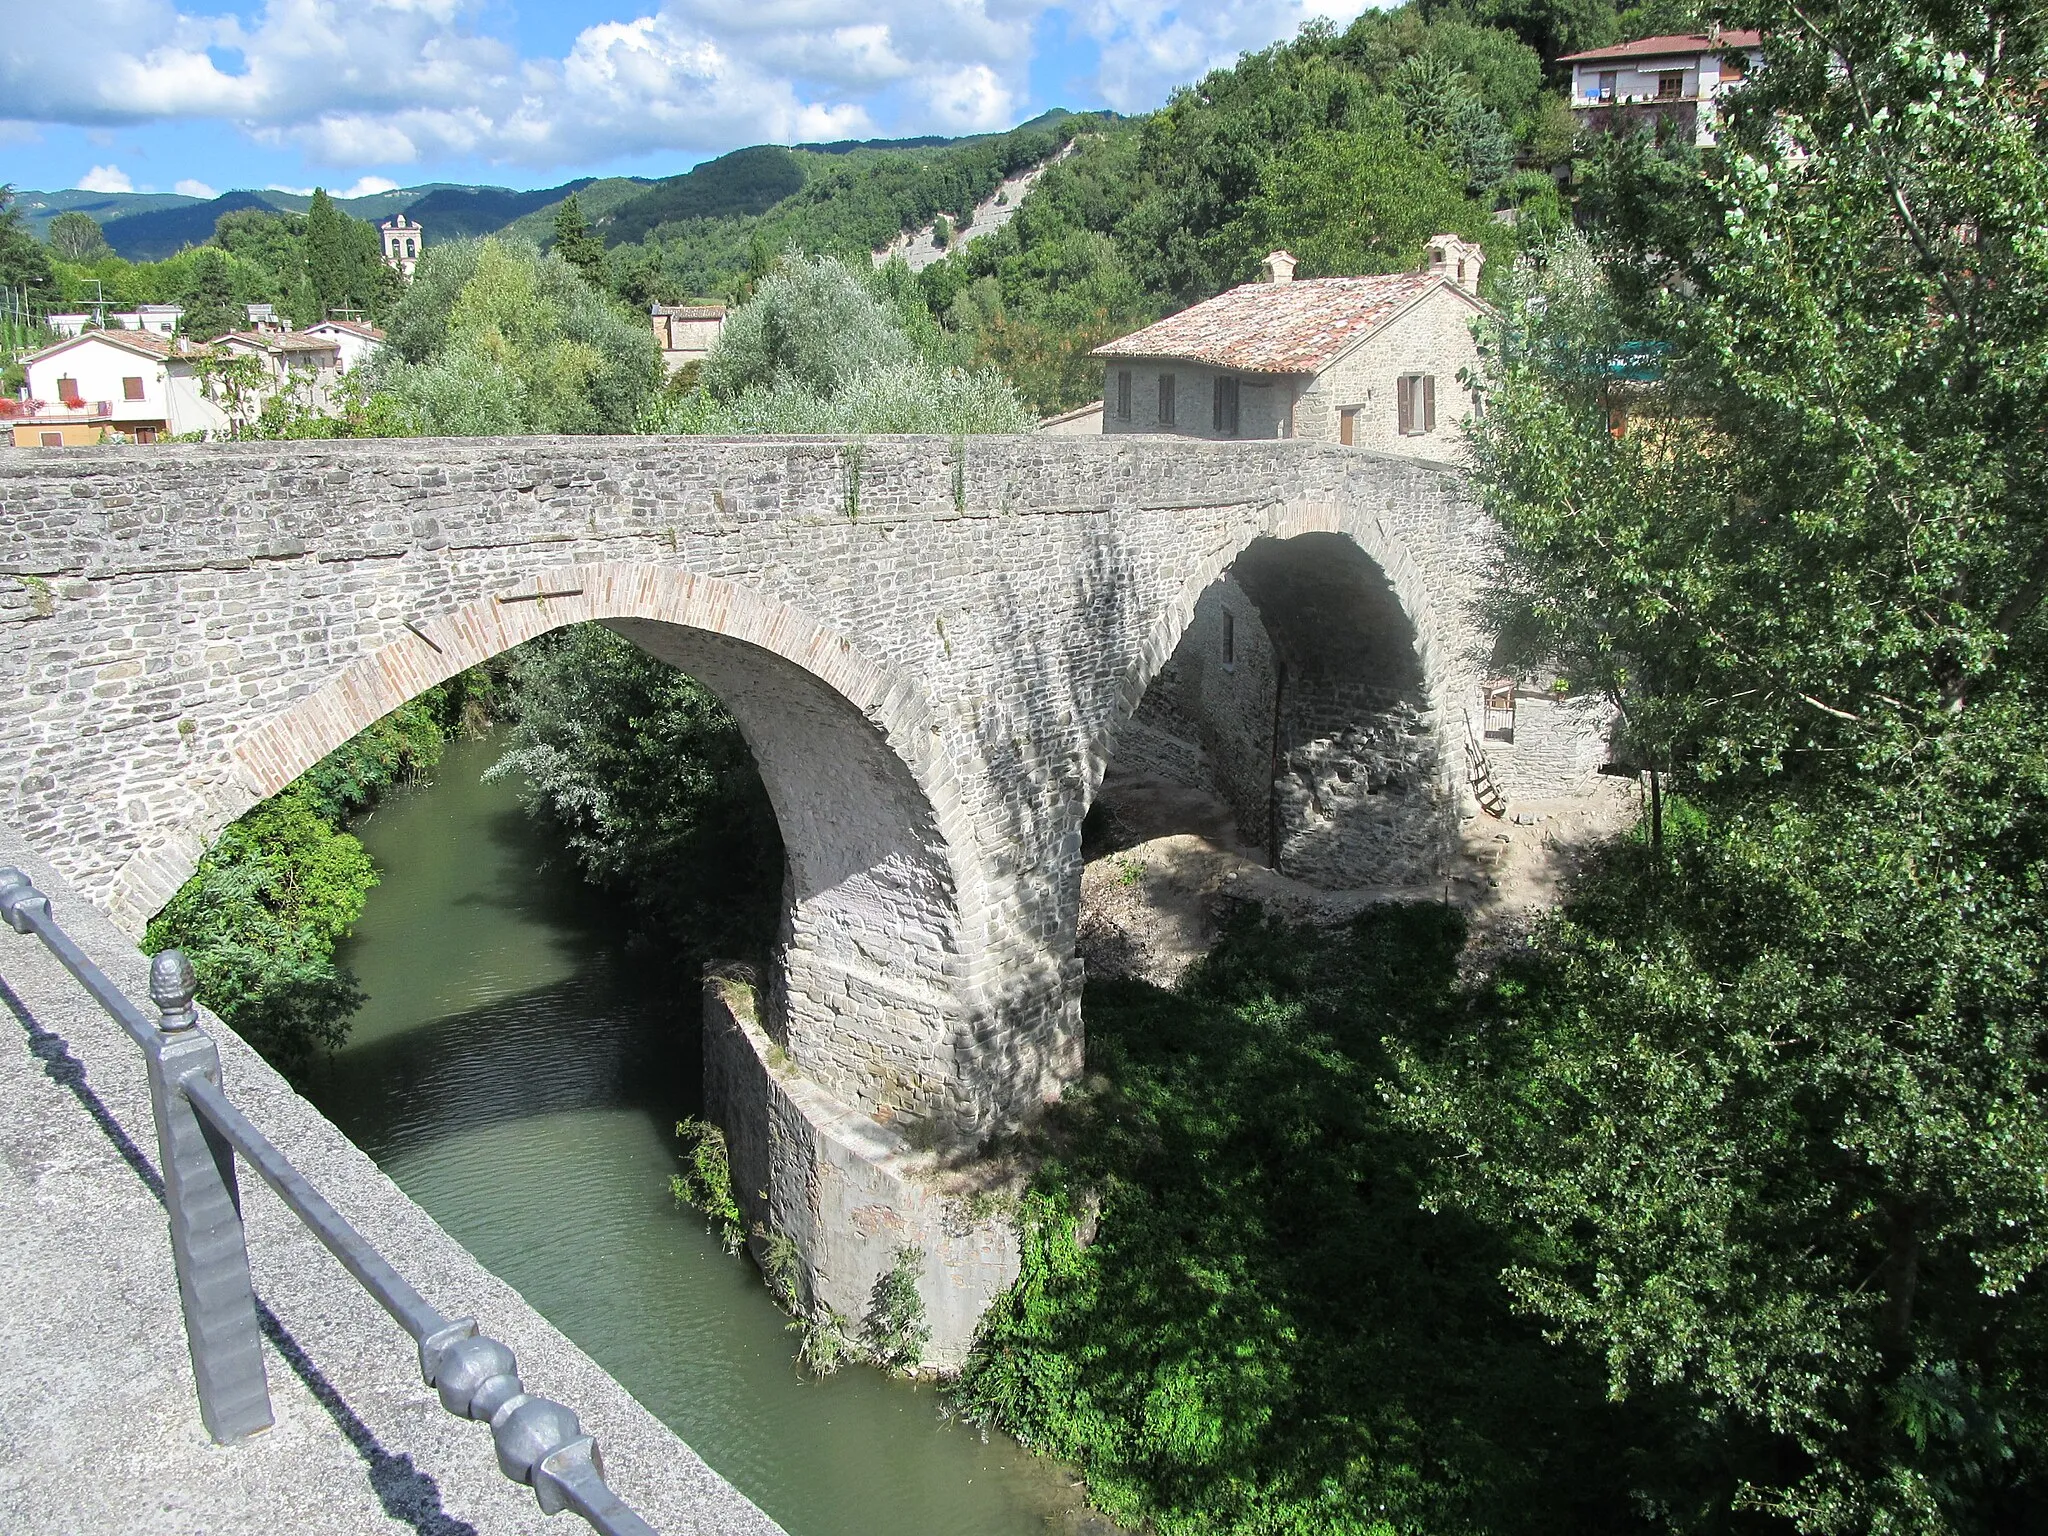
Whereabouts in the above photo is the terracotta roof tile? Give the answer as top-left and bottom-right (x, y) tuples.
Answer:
(1559, 30), (1760, 62)
(1093, 273), (1446, 374)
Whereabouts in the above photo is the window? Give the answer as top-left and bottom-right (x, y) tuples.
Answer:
(1598, 70), (1618, 101)
(122, 376), (144, 401)
(1222, 611), (1236, 667)
(134, 428), (156, 444)
(1657, 72), (1684, 100)
(57, 375), (81, 406)
(1115, 369), (1133, 420)
(1339, 406), (1359, 446)
(1212, 375), (1240, 436)
(1157, 372), (1175, 426)
(1396, 374), (1436, 436)
(1720, 52), (1747, 80)
(40, 431), (64, 447)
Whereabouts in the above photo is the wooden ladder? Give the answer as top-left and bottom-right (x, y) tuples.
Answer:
(1464, 723), (1508, 819)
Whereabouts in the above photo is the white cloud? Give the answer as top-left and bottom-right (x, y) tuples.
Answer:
(2, 1), (1354, 174)
(175, 177), (219, 197)
(76, 164), (134, 193)
(337, 175), (399, 198)
(1075, 0), (1374, 112)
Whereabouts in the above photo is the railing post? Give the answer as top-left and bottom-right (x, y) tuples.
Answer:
(143, 950), (274, 1443)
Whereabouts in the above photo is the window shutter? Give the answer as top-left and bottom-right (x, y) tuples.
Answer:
(1422, 375), (1436, 432)
(123, 376), (144, 401)
(1213, 377), (1225, 432)
(1339, 408), (1355, 446)
(1116, 370), (1132, 420)
(1396, 376), (1413, 435)
(1158, 373), (1174, 425)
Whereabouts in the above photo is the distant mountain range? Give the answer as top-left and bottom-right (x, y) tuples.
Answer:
(10, 109), (1099, 263)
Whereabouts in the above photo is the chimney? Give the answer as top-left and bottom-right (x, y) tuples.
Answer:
(1426, 233), (1484, 295)
(1263, 250), (1297, 284)
(1706, 19), (1722, 42)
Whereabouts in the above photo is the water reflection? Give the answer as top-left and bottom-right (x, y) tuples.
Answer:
(316, 733), (1100, 1536)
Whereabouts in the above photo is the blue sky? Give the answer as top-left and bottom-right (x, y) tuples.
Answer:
(0, 1), (1375, 198)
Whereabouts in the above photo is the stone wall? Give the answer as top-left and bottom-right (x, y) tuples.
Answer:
(1296, 285), (1488, 456)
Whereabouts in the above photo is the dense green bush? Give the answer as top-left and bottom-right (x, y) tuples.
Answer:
(144, 693), (453, 1077)
(643, 253), (1031, 435)
(957, 906), (1645, 1536)
(371, 237), (661, 434)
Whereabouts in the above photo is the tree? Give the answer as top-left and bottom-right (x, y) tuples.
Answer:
(303, 188), (353, 319)
(701, 252), (912, 401)
(0, 186), (52, 291)
(1400, 0), (2048, 1524)
(369, 237), (661, 434)
(1255, 100), (1489, 278)
(191, 350), (272, 437)
(176, 247), (240, 340)
(48, 210), (110, 263)
(550, 194), (608, 288)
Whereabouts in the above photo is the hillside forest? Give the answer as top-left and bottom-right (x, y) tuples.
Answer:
(84, 0), (2048, 1527)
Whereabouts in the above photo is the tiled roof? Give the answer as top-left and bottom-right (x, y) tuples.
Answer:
(308, 319), (387, 341)
(1093, 272), (1447, 375)
(21, 328), (191, 365)
(212, 330), (342, 354)
(654, 304), (726, 320)
(1559, 30), (1760, 62)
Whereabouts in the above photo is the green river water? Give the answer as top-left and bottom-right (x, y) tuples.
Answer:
(313, 733), (1097, 1536)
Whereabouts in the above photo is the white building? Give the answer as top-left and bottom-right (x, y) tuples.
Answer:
(1090, 235), (1491, 459)
(1560, 29), (1762, 146)
(12, 330), (225, 444)
(380, 213), (424, 280)
(300, 317), (386, 373)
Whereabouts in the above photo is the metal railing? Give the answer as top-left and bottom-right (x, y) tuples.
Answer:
(0, 867), (662, 1536)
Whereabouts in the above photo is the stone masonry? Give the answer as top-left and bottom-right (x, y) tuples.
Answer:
(0, 435), (1596, 1358)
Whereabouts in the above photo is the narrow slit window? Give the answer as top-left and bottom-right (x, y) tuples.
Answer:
(1115, 369), (1133, 420)
(1157, 372), (1175, 426)
(1223, 611), (1236, 666)
(1212, 376), (1240, 436)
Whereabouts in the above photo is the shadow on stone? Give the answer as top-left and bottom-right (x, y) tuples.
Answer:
(0, 977), (480, 1536)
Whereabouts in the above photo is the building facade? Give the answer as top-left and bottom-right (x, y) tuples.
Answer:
(11, 330), (219, 445)
(651, 304), (727, 376)
(1561, 29), (1763, 145)
(1092, 236), (1490, 460)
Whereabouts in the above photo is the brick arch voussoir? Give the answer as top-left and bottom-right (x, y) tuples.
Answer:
(1082, 496), (1448, 806)
(112, 561), (984, 940)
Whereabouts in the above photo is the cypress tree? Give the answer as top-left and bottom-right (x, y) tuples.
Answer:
(303, 188), (352, 320)
(551, 195), (608, 288)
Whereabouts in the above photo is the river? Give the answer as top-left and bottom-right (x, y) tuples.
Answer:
(312, 732), (1099, 1536)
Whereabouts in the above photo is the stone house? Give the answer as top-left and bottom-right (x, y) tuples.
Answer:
(1091, 235), (1491, 459)
(652, 303), (727, 377)
(1561, 29), (1762, 146)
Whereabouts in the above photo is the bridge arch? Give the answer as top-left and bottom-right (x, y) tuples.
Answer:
(130, 561), (1010, 1133)
(1085, 496), (1462, 891)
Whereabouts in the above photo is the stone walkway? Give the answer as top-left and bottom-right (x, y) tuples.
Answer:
(0, 827), (784, 1536)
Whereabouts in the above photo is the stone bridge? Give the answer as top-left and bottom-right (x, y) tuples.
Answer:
(1, 435), (1600, 1359)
